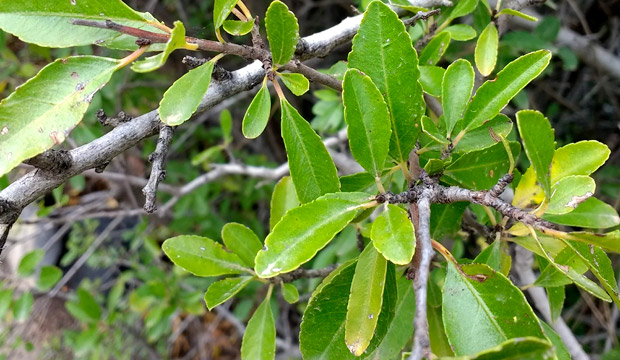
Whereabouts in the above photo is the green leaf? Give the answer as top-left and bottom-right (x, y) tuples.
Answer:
(66, 288), (102, 323)
(0, 56), (119, 177)
(223, 19), (255, 36)
(0, 288), (13, 319)
(420, 32), (451, 66)
(13, 291), (33, 323)
(443, 141), (520, 190)
(541, 321), (571, 360)
(17, 249), (44, 277)
(443, 59), (475, 137)
(348, 1), (425, 164)
(37, 265), (63, 291)
(222, 223), (263, 267)
(547, 286), (565, 322)
(345, 245), (387, 355)
(442, 263), (546, 356)
(543, 197), (620, 229)
(475, 23), (499, 77)
(131, 21), (189, 73)
(475, 239), (511, 276)
(255, 192), (370, 278)
(242, 79), (272, 139)
(419, 65), (445, 97)
(159, 60), (215, 126)
(162, 235), (250, 277)
(497, 8), (538, 22)
(441, 337), (552, 360)
(0, 0), (163, 50)
(442, 24), (477, 41)
(205, 276), (253, 310)
(279, 73), (310, 96)
(265, 0), (299, 66)
(281, 283), (300, 304)
(459, 50), (551, 133)
(343, 68), (392, 177)
(214, 0), (240, 29)
(550, 140), (610, 183)
(430, 202), (468, 240)
(371, 204), (416, 265)
(447, 0), (479, 21)
(516, 110), (555, 197)
(422, 116), (449, 144)
(241, 296), (276, 360)
(281, 99), (340, 203)
(220, 109), (233, 144)
(452, 114), (513, 153)
(546, 175), (595, 215)
(270, 176), (300, 230)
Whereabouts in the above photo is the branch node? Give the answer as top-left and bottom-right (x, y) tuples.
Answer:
(95, 162), (110, 173)
(24, 149), (73, 174)
(135, 38), (152, 46)
(97, 110), (132, 127)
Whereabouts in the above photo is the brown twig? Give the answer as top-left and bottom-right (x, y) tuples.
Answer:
(143, 125), (175, 213)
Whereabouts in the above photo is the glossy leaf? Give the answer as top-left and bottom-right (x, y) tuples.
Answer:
(13, 291), (34, 323)
(497, 8), (538, 22)
(0, 289), (13, 319)
(241, 296), (276, 360)
(281, 99), (340, 203)
(37, 265), (63, 291)
(441, 337), (552, 360)
(422, 116), (449, 144)
(0, 56), (119, 177)
(475, 239), (511, 276)
(162, 235), (250, 277)
(563, 230), (620, 254)
(447, 0), (479, 21)
(0, 0), (163, 50)
(214, 0), (239, 29)
(265, 0), (299, 66)
(345, 245), (387, 355)
(159, 60), (215, 126)
(131, 21), (189, 73)
(371, 204), (416, 265)
(223, 19), (255, 36)
(475, 23), (499, 76)
(419, 65), (445, 97)
(547, 286), (565, 322)
(443, 24), (477, 41)
(242, 79), (272, 139)
(546, 175), (595, 215)
(442, 263), (546, 355)
(420, 32), (451, 66)
(443, 141), (520, 190)
(270, 176), (300, 230)
(543, 197), (620, 229)
(460, 50), (551, 133)
(516, 110), (555, 197)
(205, 276), (253, 310)
(550, 140), (610, 183)
(453, 114), (513, 153)
(348, 1), (425, 164)
(279, 73), (310, 96)
(255, 193), (370, 278)
(222, 223), (263, 267)
(17, 249), (44, 277)
(443, 59), (474, 137)
(281, 283), (300, 304)
(430, 202), (468, 240)
(343, 69), (391, 177)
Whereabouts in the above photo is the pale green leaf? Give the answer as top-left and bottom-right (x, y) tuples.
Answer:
(265, 1), (299, 66)
(66, 288), (102, 323)
(546, 175), (595, 215)
(475, 23), (498, 76)
(371, 204), (416, 265)
(562, 230), (620, 254)
(343, 68), (391, 177)
(214, 0), (239, 29)
(242, 80), (272, 139)
(447, 0), (479, 21)
(37, 265), (63, 291)
(222, 223), (263, 267)
(281, 283), (300, 304)
(419, 65), (445, 97)
(442, 263), (546, 356)
(440, 337), (552, 360)
(422, 116), (449, 144)
(442, 24), (477, 41)
(550, 140), (610, 183)
(516, 110), (555, 197)
(279, 73), (310, 96)
(17, 249), (44, 277)
(241, 296), (276, 360)
(348, 1), (425, 164)
(0, 56), (119, 177)
(220, 109), (233, 144)
(131, 21), (188, 73)
(223, 19), (255, 36)
(497, 8), (538, 22)
(205, 276), (253, 310)
(0, 289), (13, 319)
(345, 245), (387, 355)
(452, 114), (513, 153)
(162, 235), (250, 277)
(281, 99), (340, 203)
(459, 50), (551, 133)
(420, 32), (451, 66)
(191, 145), (223, 166)
(543, 197), (620, 229)
(270, 176), (300, 231)
(443, 59), (474, 137)
(13, 291), (33, 323)
(159, 60), (214, 126)
(255, 193), (370, 278)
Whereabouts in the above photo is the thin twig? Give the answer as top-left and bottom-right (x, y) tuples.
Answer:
(143, 126), (174, 213)
(269, 264), (338, 284)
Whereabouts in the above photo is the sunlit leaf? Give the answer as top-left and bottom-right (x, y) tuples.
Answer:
(131, 21), (190, 73)
(242, 79), (272, 139)
(214, 0), (239, 29)
(205, 276), (253, 310)
(265, 0), (299, 66)
(270, 176), (300, 230)
(516, 110), (555, 197)
(443, 59), (474, 137)
(222, 222), (263, 267)
(420, 32), (451, 66)
(371, 204), (416, 265)
(279, 72), (310, 96)
(475, 23), (498, 76)
(241, 296), (276, 360)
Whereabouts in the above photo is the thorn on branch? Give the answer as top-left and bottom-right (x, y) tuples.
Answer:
(143, 125), (175, 213)
(97, 109), (132, 127)
(24, 149), (73, 174)
(95, 161), (110, 173)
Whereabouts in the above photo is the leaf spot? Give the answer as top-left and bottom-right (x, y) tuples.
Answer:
(7, 152), (12, 161)
(94, 39), (105, 45)
(567, 192), (592, 209)
(70, 0), (76, 5)
(368, 313), (374, 320)
(0, 127), (8, 135)
(38, 127), (44, 134)
(71, 72), (79, 79)
(263, 245), (268, 251)
(199, 247), (206, 251)
(75, 83), (85, 91)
